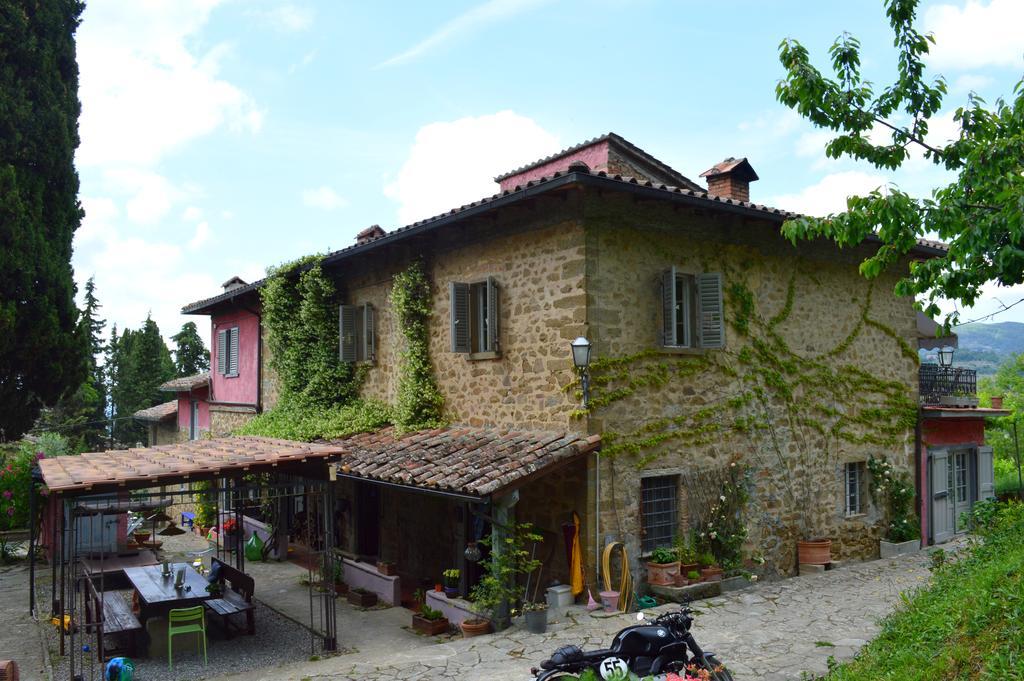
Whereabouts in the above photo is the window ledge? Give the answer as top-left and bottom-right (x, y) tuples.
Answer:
(659, 346), (705, 356)
(843, 513), (867, 521)
(468, 351), (501, 361)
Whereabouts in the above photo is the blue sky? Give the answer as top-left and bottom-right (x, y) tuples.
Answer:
(70, 0), (1024, 342)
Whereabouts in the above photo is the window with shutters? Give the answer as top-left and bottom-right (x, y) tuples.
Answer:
(661, 268), (724, 350)
(339, 303), (375, 363)
(216, 327), (240, 377)
(450, 277), (499, 356)
(844, 461), (865, 516)
(641, 475), (679, 553)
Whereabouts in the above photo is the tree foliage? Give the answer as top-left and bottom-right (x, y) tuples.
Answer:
(0, 0), (87, 439)
(979, 354), (1024, 494)
(391, 260), (444, 432)
(107, 316), (174, 445)
(171, 321), (210, 377)
(776, 0), (1024, 325)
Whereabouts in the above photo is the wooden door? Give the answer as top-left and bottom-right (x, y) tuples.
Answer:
(929, 449), (954, 544)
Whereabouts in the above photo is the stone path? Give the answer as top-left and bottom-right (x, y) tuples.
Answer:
(212, 547), (939, 681)
(0, 562), (49, 681)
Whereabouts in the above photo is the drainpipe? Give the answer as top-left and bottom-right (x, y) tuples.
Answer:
(595, 449), (601, 587)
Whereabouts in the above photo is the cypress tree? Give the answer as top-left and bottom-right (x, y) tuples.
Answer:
(0, 0), (87, 440)
(171, 321), (210, 377)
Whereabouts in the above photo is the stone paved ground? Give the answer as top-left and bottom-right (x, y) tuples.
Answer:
(0, 561), (49, 681)
(213, 546), (942, 681)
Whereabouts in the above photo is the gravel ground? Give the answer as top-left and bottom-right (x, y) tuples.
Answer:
(45, 598), (325, 681)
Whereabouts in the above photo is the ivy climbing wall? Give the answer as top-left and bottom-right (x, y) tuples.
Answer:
(581, 194), (920, 575)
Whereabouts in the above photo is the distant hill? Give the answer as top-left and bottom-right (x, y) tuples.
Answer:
(950, 322), (1024, 375)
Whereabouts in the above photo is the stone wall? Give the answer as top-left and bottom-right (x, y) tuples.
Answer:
(209, 406), (257, 437)
(149, 421), (181, 446)
(343, 201), (590, 431)
(582, 194), (918, 576)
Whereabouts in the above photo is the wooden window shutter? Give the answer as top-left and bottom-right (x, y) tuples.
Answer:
(450, 282), (470, 353)
(697, 272), (725, 349)
(216, 329), (227, 375)
(228, 328), (239, 376)
(978, 446), (995, 500)
(362, 303), (375, 362)
(661, 268), (677, 346)
(930, 449), (953, 544)
(486, 276), (500, 352)
(339, 305), (357, 363)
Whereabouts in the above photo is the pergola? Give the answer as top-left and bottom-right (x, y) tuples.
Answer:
(32, 436), (346, 681)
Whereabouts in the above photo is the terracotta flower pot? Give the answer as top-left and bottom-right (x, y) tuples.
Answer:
(645, 560), (680, 586)
(460, 618), (491, 638)
(377, 561), (396, 576)
(700, 566), (723, 582)
(797, 538), (832, 565)
(680, 562), (699, 578)
(347, 590), (378, 608)
(991, 396), (1004, 409)
(673, 572), (689, 587)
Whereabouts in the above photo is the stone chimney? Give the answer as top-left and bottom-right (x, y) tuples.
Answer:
(699, 157), (758, 203)
(221, 276), (248, 292)
(355, 224), (386, 245)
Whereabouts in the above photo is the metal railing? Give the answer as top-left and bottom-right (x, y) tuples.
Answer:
(919, 363), (977, 404)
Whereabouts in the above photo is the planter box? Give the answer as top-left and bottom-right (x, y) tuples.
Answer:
(412, 614), (449, 636)
(720, 575), (752, 593)
(347, 590), (378, 608)
(343, 558), (400, 605)
(425, 591), (478, 627)
(880, 538), (920, 559)
(377, 561), (397, 576)
(649, 580), (721, 603)
(645, 561), (680, 586)
(937, 395), (979, 408)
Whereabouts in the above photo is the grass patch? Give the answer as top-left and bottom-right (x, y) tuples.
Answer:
(815, 641), (835, 647)
(823, 500), (1024, 680)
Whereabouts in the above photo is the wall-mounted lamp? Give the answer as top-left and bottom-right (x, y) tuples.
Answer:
(570, 336), (593, 408)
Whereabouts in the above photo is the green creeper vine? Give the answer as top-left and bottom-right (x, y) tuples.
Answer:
(391, 260), (444, 433)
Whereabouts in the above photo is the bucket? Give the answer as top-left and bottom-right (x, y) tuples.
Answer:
(599, 590), (620, 612)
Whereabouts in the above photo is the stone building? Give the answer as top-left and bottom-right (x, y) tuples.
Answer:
(178, 133), (995, 591)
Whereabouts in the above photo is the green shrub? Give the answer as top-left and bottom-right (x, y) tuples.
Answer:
(824, 500), (1024, 680)
(236, 399), (392, 442)
(648, 546), (677, 564)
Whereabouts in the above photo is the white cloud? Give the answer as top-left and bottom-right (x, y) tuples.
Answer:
(768, 171), (889, 217)
(384, 111), (560, 225)
(377, 0), (551, 68)
(934, 281), (1024, 325)
(951, 73), (994, 94)
(924, 0), (1024, 70)
(249, 4), (314, 32)
(76, 0), (263, 168)
(302, 186), (349, 210)
(100, 169), (184, 225)
(77, 197), (119, 245)
(182, 206), (203, 222)
(188, 221), (211, 250)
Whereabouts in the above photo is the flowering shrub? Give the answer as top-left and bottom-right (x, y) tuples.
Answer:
(0, 435), (66, 560)
(866, 456), (919, 542)
(698, 460), (751, 571)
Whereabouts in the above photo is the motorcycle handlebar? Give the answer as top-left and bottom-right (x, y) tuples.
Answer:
(654, 606), (694, 632)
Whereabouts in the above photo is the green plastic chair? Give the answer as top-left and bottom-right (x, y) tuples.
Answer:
(167, 605), (207, 670)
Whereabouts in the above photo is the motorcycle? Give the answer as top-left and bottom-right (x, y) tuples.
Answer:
(531, 605), (733, 680)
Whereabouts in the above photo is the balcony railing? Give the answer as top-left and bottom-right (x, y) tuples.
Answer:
(919, 363), (977, 405)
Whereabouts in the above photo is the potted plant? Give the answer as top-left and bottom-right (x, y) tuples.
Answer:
(686, 570), (701, 584)
(332, 560), (348, 595)
(465, 522), (543, 635)
(205, 582), (222, 597)
(675, 531), (700, 583)
(442, 568), (460, 598)
(700, 562), (724, 582)
(221, 518), (240, 551)
(645, 546), (680, 586)
(133, 529), (151, 545)
(522, 601), (548, 634)
(412, 603), (450, 636)
(347, 587), (378, 608)
(990, 395), (1004, 409)
(868, 457), (921, 558)
(377, 560), (397, 576)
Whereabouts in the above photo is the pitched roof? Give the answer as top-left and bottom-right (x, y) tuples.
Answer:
(700, 157), (759, 182)
(183, 164), (950, 314)
(39, 436), (346, 493)
(132, 400), (177, 423)
(328, 427), (601, 498)
(494, 132), (703, 191)
(159, 372), (210, 392)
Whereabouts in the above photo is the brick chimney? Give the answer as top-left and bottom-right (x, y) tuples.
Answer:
(699, 157), (758, 203)
(221, 276), (248, 292)
(355, 224), (386, 245)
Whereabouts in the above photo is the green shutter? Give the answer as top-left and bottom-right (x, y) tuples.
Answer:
(363, 303), (375, 363)
(697, 272), (725, 349)
(486, 276), (499, 352)
(978, 446), (995, 500)
(339, 305), (357, 363)
(662, 268), (677, 346)
(216, 329), (227, 375)
(450, 282), (470, 353)
(228, 328), (239, 376)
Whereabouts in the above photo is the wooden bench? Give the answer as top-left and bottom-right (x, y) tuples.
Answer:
(84, 574), (141, 660)
(204, 557), (255, 638)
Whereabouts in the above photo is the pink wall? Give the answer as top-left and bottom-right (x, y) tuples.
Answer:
(498, 140), (610, 192)
(210, 309), (260, 406)
(177, 385), (210, 433)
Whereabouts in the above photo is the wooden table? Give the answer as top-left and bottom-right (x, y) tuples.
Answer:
(124, 564), (211, 625)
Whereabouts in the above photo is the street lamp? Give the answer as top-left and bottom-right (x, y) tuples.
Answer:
(938, 346), (955, 368)
(570, 336), (592, 408)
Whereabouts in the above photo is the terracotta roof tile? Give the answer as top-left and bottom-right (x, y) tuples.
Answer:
(328, 427), (600, 497)
(39, 437), (345, 493)
(132, 401), (178, 423)
(159, 372), (210, 392)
